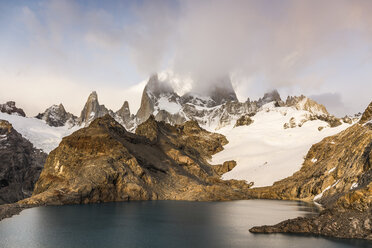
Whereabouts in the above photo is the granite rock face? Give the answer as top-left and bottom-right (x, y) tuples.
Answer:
(21, 115), (251, 206)
(116, 101), (131, 121)
(249, 101), (372, 240)
(36, 104), (77, 127)
(0, 120), (47, 204)
(79, 91), (111, 126)
(0, 101), (26, 117)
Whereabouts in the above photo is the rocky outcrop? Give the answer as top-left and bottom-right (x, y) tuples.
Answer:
(286, 95), (329, 116)
(36, 104), (77, 127)
(79, 91), (111, 126)
(359, 101), (372, 125)
(214, 160), (237, 176)
(20, 115), (250, 206)
(235, 115), (254, 127)
(248, 101), (372, 240)
(250, 184), (372, 240)
(0, 101), (26, 117)
(0, 120), (47, 204)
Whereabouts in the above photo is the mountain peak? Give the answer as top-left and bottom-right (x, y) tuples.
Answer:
(263, 89), (281, 102)
(79, 91), (110, 126)
(145, 74), (175, 96)
(0, 101), (26, 117)
(88, 91), (98, 100)
(36, 103), (77, 127)
(256, 89), (282, 107)
(116, 101), (131, 121)
(208, 76), (238, 105)
(286, 95), (329, 115)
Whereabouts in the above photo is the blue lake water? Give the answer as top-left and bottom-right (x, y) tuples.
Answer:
(0, 200), (370, 248)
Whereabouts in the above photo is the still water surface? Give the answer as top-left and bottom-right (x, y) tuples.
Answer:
(0, 200), (370, 248)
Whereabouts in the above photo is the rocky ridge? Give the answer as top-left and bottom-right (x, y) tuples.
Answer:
(3, 72), (348, 134)
(131, 73), (345, 131)
(18, 115), (250, 206)
(0, 120), (47, 204)
(248, 101), (372, 240)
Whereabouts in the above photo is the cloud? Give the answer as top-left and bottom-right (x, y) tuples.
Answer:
(310, 93), (349, 117)
(2, 0), (372, 116)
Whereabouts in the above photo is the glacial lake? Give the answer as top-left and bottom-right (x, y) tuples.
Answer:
(0, 200), (370, 248)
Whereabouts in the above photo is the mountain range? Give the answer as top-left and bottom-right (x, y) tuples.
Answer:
(0, 73), (370, 240)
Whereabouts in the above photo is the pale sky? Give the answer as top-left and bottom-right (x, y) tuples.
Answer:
(0, 0), (371, 117)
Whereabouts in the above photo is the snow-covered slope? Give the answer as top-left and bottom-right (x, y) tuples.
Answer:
(0, 112), (78, 153)
(211, 103), (353, 188)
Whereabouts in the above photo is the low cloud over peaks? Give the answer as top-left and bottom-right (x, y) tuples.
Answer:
(1, 0), (371, 116)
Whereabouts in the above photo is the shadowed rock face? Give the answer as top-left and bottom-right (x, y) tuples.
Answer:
(248, 101), (372, 240)
(257, 90), (283, 107)
(116, 101), (131, 121)
(0, 120), (47, 204)
(21, 115), (250, 206)
(207, 76), (238, 105)
(36, 104), (77, 127)
(0, 101), (26, 117)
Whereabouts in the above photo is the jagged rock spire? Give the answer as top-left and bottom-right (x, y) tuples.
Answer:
(79, 91), (110, 126)
(286, 95), (329, 115)
(136, 74), (180, 124)
(116, 101), (131, 121)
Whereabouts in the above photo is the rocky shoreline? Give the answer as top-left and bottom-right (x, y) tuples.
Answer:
(250, 207), (372, 240)
(0, 203), (28, 222)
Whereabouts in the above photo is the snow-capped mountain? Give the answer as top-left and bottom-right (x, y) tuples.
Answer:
(131, 73), (349, 132)
(0, 72), (359, 190)
(36, 104), (77, 127)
